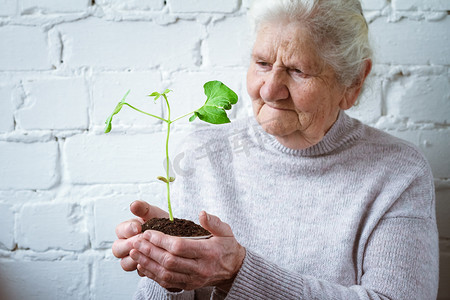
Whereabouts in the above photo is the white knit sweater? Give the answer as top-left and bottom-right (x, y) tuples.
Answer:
(134, 111), (439, 300)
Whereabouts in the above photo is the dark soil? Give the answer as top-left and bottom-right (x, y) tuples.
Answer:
(141, 218), (211, 237)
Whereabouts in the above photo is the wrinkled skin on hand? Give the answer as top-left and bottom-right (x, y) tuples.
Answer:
(112, 201), (246, 292)
(112, 200), (169, 276)
(130, 211), (246, 292)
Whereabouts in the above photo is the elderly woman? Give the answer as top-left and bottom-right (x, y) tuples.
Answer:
(112, 0), (439, 299)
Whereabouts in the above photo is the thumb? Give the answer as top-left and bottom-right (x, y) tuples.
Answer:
(130, 200), (168, 221)
(199, 211), (233, 237)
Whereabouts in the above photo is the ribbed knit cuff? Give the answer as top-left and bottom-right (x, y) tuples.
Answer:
(226, 250), (304, 299)
(133, 278), (195, 300)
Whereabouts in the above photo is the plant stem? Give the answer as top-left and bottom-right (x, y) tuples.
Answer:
(124, 103), (168, 123)
(163, 94), (174, 222)
(171, 110), (196, 123)
(166, 122), (173, 221)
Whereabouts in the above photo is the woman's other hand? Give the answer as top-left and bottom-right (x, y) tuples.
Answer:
(130, 211), (246, 291)
(112, 200), (169, 275)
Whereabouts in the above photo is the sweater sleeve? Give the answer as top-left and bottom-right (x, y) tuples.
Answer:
(133, 278), (216, 299)
(226, 217), (438, 300)
(224, 172), (439, 300)
(133, 278), (195, 300)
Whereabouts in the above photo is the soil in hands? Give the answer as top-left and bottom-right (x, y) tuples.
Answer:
(141, 218), (211, 237)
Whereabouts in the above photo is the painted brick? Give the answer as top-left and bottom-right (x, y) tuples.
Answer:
(92, 186), (166, 248)
(0, 190), (54, 208)
(0, 141), (59, 190)
(206, 16), (251, 67)
(385, 130), (420, 147)
(64, 134), (166, 184)
(0, 84), (15, 132)
(92, 259), (141, 299)
(169, 0), (239, 13)
(385, 75), (450, 124)
(92, 72), (163, 130)
(96, 0), (164, 10)
(21, 0), (90, 13)
(242, 0), (252, 9)
(17, 202), (89, 251)
(436, 187), (450, 239)
(393, 0), (450, 11)
(346, 76), (383, 124)
(59, 18), (202, 70)
(370, 17), (450, 65)
(0, 260), (89, 300)
(361, 0), (386, 10)
(16, 77), (89, 130)
(419, 130), (450, 178)
(92, 195), (139, 248)
(137, 184), (171, 212)
(0, 203), (14, 250)
(0, 0), (17, 16)
(0, 26), (52, 70)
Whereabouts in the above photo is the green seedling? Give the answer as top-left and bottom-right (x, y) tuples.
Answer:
(105, 80), (238, 221)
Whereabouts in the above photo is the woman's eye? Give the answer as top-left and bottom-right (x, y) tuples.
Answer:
(289, 68), (306, 78)
(256, 61), (271, 68)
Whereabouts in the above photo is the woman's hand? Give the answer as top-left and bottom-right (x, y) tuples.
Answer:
(112, 200), (169, 275)
(129, 211), (246, 291)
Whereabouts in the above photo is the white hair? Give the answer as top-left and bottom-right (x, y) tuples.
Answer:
(249, 0), (372, 87)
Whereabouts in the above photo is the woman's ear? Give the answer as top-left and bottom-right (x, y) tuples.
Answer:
(339, 59), (372, 110)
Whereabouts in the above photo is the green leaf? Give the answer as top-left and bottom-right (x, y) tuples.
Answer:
(157, 176), (175, 183)
(104, 90), (131, 133)
(149, 91), (161, 101)
(157, 176), (168, 183)
(104, 117), (113, 133)
(162, 89), (172, 95)
(194, 106), (231, 124)
(189, 114), (197, 122)
(191, 81), (238, 125)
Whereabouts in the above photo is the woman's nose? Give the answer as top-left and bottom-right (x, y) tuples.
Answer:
(260, 70), (289, 102)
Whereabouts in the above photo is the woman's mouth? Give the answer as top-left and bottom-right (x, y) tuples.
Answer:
(265, 104), (291, 111)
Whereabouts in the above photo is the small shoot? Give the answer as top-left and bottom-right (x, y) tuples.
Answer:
(105, 81), (238, 221)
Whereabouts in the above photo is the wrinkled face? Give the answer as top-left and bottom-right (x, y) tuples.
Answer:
(247, 22), (349, 150)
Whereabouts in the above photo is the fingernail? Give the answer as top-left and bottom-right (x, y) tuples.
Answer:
(130, 200), (137, 208)
(144, 231), (152, 240)
(204, 211), (210, 221)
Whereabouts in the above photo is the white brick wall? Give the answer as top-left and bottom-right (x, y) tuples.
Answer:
(393, 0), (450, 11)
(0, 1), (449, 299)
(0, 141), (59, 189)
(0, 260), (90, 300)
(96, 0), (164, 11)
(17, 201), (90, 251)
(0, 84), (15, 132)
(21, 0), (90, 13)
(0, 26), (52, 70)
(17, 77), (89, 130)
(0, 0), (17, 16)
(370, 17), (450, 65)
(92, 71), (163, 128)
(385, 75), (450, 124)
(59, 18), (203, 70)
(0, 203), (14, 250)
(169, 0), (239, 13)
